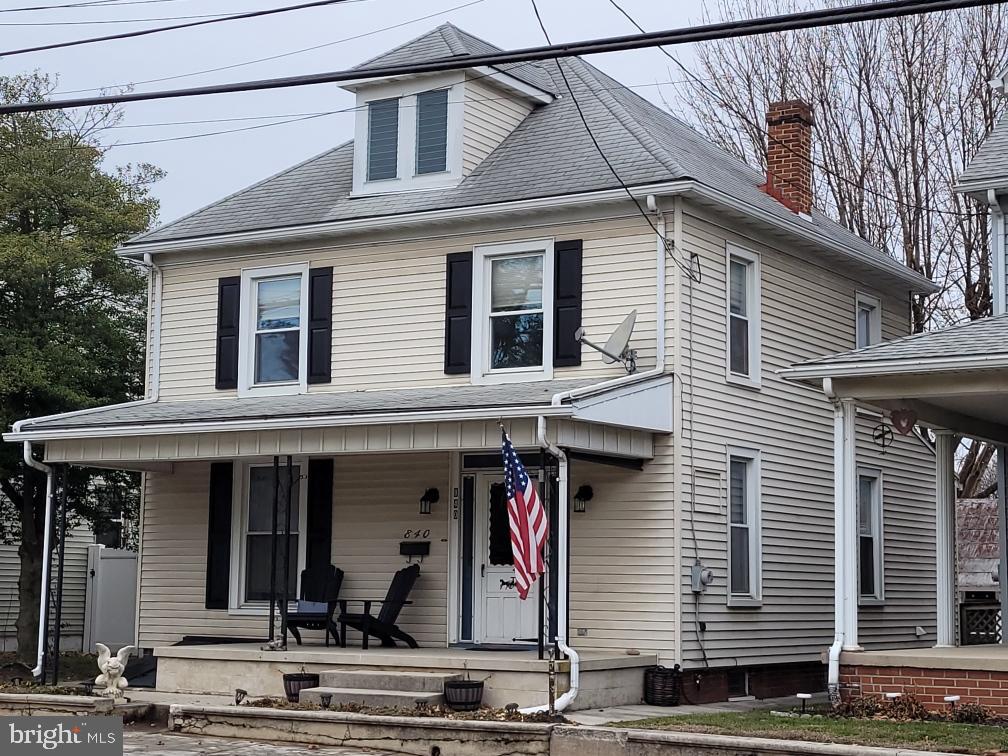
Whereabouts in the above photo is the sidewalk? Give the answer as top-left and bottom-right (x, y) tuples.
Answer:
(566, 693), (828, 726)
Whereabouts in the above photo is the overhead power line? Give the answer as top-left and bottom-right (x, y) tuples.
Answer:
(0, 0), (186, 11)
(0, 0), (999, 114)
(0, 0), (363, 57)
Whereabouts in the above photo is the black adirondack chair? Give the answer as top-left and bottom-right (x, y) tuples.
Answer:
(338, 563), (420, 650)
(284, 565), (344, 646)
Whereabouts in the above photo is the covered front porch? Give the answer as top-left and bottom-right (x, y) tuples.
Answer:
(4, 377), (673, 710)
(783, 315), (1008, 711)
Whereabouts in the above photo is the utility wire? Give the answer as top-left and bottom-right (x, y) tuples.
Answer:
(0, 0), (364, 57)
(0, 0), (189, 11)
(53, 0), (487, 95)
(527, 0), (697, 282)
(604, 0), (978, 221)
(0, 0), (1000, 112)
(0, 10), (235, 24)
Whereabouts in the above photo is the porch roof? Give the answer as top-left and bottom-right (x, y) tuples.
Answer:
(780, 314), (1008, 444)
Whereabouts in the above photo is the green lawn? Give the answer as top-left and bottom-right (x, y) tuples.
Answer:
(613, 711), (1008, 755)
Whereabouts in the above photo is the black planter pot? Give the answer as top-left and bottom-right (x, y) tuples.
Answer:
(282, 672), (319, 703)
(444, 680), (484, 711)
(644, 664), (682, 706)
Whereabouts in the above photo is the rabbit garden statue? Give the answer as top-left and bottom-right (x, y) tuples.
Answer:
(94, 643), (134, 699)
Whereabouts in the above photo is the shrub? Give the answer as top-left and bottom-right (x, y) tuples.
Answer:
(947, 702), (992, 724)
(833, 694), (881, 718)
(882, 693), (929, 721)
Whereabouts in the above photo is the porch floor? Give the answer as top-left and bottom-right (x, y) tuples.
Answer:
(840, 643), (1008, 672)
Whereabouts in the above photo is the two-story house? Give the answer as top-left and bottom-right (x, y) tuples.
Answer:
(5, 25), (939, 709)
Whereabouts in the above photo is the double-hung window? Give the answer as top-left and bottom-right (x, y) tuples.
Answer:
(234, 462), (306, 608)
(726, 245), (761, 386)
(239, 264), (309, 396)
(857, 469), (884, 602)
(727, 448), (761, 604)
(855, 293), (882, 349)
(473, 239), (555, 382)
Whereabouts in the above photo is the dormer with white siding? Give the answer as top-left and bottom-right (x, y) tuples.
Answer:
(343, 24), (552, 196)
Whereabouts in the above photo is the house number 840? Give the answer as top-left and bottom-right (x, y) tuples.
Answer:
(403, 529), (430, 539)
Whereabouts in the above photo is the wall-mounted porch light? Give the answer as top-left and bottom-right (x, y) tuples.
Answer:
(419, 487), (439, 515)
(573, 484), (593, 513)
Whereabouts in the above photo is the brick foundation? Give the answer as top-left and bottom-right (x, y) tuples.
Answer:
(841, 664), (1008, 715)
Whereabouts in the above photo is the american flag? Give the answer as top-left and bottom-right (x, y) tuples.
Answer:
(501, 429), (548, 600)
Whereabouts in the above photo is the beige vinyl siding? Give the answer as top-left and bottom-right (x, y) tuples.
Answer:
(461, 77), (532, 176)
(675, 201), (935, 669)
(568, 444), (676, 659)
(137, 455), (449, 648)
(0, 525), (92, 651)
(332, 453), (448, 647)
(155, 212), (658, 400)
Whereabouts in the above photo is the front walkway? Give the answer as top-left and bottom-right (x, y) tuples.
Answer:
(567, 693), (829, 726)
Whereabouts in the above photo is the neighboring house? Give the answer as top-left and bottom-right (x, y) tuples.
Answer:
(0, 512), (93, 653)
(4, 25), (939, 708)
(781, 68), (1008, 713)
(957, 498), (1001, 646)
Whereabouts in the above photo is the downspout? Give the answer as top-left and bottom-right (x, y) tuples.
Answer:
(824, 379), (845, 697)
(12, 427), (55, 679)
(989, 190), (1005, 317)
(525, 196), (670, 712)
(141, 252), (162, 401)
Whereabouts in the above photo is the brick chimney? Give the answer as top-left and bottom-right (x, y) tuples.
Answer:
(761, 100), (814, 215)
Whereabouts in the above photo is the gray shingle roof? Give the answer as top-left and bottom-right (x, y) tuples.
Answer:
(353, 22), (556, 95)
(17, 379), (596, 432)
(125, 26), (928, 292)
(958, 115), (1008, 191)
(793, 313), (1008, 368)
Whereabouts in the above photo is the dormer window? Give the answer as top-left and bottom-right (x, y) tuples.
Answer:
(367, 98), (399, 181)
(416, 89), (449, 175)
(351, 73), (464, 195)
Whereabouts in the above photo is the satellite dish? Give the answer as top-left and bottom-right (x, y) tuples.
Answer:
(576, 310), (638, 373)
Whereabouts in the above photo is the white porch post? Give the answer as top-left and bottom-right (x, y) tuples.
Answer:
(835, 400), (859, 650)
(935, 432), (957, 647)
(998, 446), (1008, 645)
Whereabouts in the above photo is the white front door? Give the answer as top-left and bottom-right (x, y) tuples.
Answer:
(474, 473), (539, 644)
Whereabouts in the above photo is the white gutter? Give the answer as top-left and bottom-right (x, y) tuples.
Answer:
(13, 423), (54, 679)
(990, 189), (1006, 317)
(826, 396), (846, 696)
(117, 182), (692, 258)
(780, 351), (1008, 382)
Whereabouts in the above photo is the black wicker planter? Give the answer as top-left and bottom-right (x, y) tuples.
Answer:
(282, 672), (319, 703)
(644, 664), (681, 706)
(444, 680), (484, 711)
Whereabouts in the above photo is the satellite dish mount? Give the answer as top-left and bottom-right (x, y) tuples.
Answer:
(575, 310), (638, 374)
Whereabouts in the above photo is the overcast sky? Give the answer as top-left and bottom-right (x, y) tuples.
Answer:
(2, 0), (714, 227)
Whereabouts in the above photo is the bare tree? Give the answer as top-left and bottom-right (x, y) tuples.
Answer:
(664, 0), (1006, 495)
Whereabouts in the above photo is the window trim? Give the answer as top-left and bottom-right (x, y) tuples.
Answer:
(471, 238), (555, 384)
(855, 292), (882, 349)
(237, 263), (310, 398)
(351, 73), (465, 196)
(726, 446), (762, 607)
(725, 244), (761, 388)
(228, 458), (309, 613)
(857, 466), (886, 605)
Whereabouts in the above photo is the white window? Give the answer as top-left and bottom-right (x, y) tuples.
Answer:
(472, 239), (555, 383)
(231, 461), (307, 610)
(855, 293), (882, 349)
(726, 245), (761, 386)
(727, 448), (761, 604)
(238, 264), (309, 397)
(857, 468), (884, 602)
(351, 73), (464, 195)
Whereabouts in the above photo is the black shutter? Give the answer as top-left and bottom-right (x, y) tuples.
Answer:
(306, 459), (334, 570)
(444, 251), (473, 374)
(215, 276), (240, 390)
(307, 267), (333, 384)
(554, 239), (583, 367)
(205, 462), (233, 609)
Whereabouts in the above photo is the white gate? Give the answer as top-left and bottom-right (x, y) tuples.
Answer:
(83, 545), (137, 653)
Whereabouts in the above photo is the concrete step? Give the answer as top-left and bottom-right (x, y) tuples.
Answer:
(299, 687), (443, 708)
(317, 669), (461, 692)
